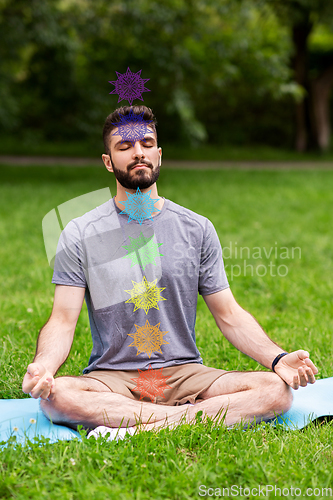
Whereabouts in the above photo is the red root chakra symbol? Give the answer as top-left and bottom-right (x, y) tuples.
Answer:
(131, 365), (171, 402)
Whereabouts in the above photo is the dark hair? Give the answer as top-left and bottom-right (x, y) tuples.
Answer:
(102, 105), (158, 155)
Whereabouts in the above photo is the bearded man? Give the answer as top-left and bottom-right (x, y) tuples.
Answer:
(23, 105), (317, 432)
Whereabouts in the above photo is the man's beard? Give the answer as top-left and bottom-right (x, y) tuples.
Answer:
(110, 156), (160, 190)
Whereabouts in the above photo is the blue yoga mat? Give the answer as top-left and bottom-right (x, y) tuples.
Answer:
(1, 377), (332, 445)
(0, 398), (80, 445)
(272, 376), (333, 429)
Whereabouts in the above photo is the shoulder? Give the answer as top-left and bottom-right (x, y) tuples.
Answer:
(164, 199), (216, 233)
(62, 199), (116, 238)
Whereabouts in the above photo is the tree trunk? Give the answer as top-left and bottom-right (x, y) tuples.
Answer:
(311, 65), (333, 151)
(292, 20), (313, 152)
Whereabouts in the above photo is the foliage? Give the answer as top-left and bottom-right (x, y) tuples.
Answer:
(263, 0), (333, 151)
(0, 0), (312, 147)
(0, 0), (79, 137)
(264, 0), (333, 26)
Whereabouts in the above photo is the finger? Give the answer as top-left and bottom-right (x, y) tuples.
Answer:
(27, 362), (47, 378)
(22, 374), (40, 394)
(45, 384), (56, 402)
(30, 378), (52, 399)
(26, 363), (40, 377)
(30, 382), (50, 399)
(305, 366), (316, 384)
(298, 367), (308, 387)
(290, 350), (309, 363)
(297, 350), (309, 360)
(40, 378), (55, 400)
(304, 357), (319, 375)
(292, 374), (299, 390)
(39, 386), (52, 400)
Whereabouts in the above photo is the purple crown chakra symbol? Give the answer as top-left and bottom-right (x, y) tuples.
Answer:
(109, 67), (150, 106)
(112, 110), (153, 146)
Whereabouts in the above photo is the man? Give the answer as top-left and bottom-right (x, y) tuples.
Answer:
(23, 105), (317, 432)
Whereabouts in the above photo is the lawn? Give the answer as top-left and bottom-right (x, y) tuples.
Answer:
(0, 165), (332, 499)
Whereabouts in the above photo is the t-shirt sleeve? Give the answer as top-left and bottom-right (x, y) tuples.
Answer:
(52, 220), (87, 288)
(198, 219), (229, 295)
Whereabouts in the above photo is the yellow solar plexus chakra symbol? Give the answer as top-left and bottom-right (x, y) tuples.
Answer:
(125, 276), (166, 314)
(128, 320), (169, 358)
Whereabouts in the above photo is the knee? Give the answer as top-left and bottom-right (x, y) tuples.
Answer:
(269, 374), (293, 415)
(282, 385), (293, 414)
(40, 398), (55, 421)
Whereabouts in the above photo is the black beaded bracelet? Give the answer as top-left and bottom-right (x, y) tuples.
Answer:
(272, 352), (288, 372)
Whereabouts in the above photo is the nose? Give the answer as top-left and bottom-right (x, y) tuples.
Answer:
(132, 141), (145, 160)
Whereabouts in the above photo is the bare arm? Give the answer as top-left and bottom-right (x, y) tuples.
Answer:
(22, 285), (86, 399)
(203, 288), (318, 388)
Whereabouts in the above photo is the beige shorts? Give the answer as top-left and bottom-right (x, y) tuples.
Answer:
(82, 363), (229, 406)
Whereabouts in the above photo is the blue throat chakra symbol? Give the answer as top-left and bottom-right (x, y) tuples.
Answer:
(109, 67), (150, 106)
(119, 188), (160, 224)
(112, 110), (153, 146)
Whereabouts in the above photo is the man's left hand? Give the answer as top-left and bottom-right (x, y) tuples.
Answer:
(274, 350), (318, 389)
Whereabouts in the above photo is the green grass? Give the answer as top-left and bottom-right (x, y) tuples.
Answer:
(0, 165), (333, 499)
(1, 421), (332, 500)
(162, 143), (333, 162)
(1, 135), (333, 161)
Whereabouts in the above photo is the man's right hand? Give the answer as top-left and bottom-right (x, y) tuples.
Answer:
(22, 362), (55, 400)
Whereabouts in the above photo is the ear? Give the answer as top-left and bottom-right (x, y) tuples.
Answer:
(102, 154), (113, 172)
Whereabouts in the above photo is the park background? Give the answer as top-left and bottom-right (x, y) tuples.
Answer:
(1, 1), (333, 499)
(0, 0), (333, 158)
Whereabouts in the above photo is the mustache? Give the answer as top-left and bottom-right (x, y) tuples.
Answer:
(127, 159), (153, 171)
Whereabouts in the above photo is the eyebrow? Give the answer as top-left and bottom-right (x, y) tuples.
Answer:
(114, 135), (156, 148)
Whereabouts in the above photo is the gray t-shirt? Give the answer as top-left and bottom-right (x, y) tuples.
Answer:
(52, 197), (229, 373)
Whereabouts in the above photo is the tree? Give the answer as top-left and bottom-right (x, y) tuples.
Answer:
(0, 0), (318, 149)
(0, 0), (81, 139)
(74, 0), (295, 146)
(266, 0), (333, 151)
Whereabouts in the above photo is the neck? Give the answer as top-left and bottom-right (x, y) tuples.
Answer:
(114, 182), (164, 216)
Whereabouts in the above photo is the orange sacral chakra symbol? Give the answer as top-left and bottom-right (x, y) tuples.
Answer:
(128, 320), (169, 358)
(131, 365), (171, 402)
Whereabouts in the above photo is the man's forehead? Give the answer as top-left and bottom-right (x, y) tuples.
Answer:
(110, 125), (157, 148)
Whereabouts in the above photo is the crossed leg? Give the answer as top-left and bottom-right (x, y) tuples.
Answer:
(40, 370), (292, 431)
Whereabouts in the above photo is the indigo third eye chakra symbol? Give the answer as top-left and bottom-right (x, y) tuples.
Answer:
(111, 110), (153, 147)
